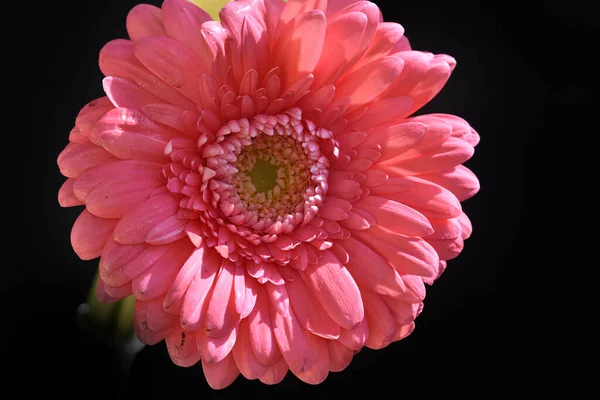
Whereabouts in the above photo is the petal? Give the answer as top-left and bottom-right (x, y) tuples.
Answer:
(258, 358), (289, 385)
(165, 330), (202, 367)
(303, 250), (364, 330)
(382, 176), (462, 220)
(418, 165), (480, 202)
(351, 22), (405, 72)
(293, 333), (329, 384)
(58, 179), (84, 207)
(333, 56), (403, 113)
(265, 283), (318, 373)
(312, 11), (368, 87)
(180, 247), (221, 330)
(352, 227), (439, 278)
(340, 237), (406, 298)
(377, 137), (474, 176)
(361, 290), (397, 349)
(202, 353), (240, 390)
(113, 194), (179, 244)
(205, 259), (241, 338)
(248, 285), (281, 367)
(197, 325), (238, 363)
(101, 245), (169, 288)
(73, 160), (162, 203)
(85, 174), (163, 219)
(99, 39), (196, 111)
(163, 245), (207, 314)
(271, 10), (327, 89)
(103, 77), (162, 109)
(126, 4), (166, 42)
(92, 108), (175, 162)
(327, 340), (353, 372)
(57, 142), (118, 179)
(354, 195), (433, 237)
(134, 36), (207, 104)
(71, 210), (117, 260)
(232, 318), (265, 380)
(161, 0), (213, 71)
(132, 239), (194, 301)
(338, 316), (368, 350)
(286, 269), (341, 339)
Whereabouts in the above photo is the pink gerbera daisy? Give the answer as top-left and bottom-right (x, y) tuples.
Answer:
(57, 0), (480, 389)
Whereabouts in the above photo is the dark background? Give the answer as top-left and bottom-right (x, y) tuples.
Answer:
(6, 0), (587, 396)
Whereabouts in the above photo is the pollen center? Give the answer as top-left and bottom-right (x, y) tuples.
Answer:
(232, 134), (312, 218)
(249, 159), (278, 194)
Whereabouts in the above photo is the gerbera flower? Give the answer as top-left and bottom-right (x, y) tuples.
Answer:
(57, 0), (480, 389)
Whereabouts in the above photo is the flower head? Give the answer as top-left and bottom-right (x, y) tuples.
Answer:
(58, 0), (480, 389)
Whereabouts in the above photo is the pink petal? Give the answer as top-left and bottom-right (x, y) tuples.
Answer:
(99, 39), (196, 111)
(101, 282), (133, 301)
(351, 22), (405, 72)
(338, 316), (368, 350)
(271, 10), (326, 89)
(58, 179), (84, 207)
(163, 245), (206, 314)
(145, 215), (187, 245)
(92, 108), (175, 162)
(328, 340), (354, 372)
(70, 210), (117, 260)
(361, 290), (397, 349)
(354, 195), (433, 237)
(161, 0), (213, 71)
(353, 227), (439, 278)
(180, 247), (221, 330)
(377, 137), (474, 176)
(197, 324), (238, 363)
(165, 329), (202, 367)
(427, 236), (464, 261)
(258, 358), (289, 385)
(95, 278), (121, 304)
(248, 285), (281, 367)
(202, 353), (240, 390)
(75, 97), (114, 135)
(457, 211), (473, 240)
(101, 245), (169, 288)
(85, 174), (163, 219)
(326, 0), (362, 17)
(132, 239), (193, 301)
(427, 217), (463, 240)
(134, 36), (206, 104)
(341, 237), (406, 298)
(232, 318), (266, 380)
(312, 11), (368, 87)
(133, 299), (174, 344)
(346, 96), (413, 131)
(293, 333), (329, 384)
(57, 142), (118, 179)
(333, 56), (404, 113)
(73, 160), (162, 203)
(126, 4), (167, 42)
(430, 113), (480, 147)
(205, 260), (241, 338)
(113, 194), (178, 244)
(360, 122), (427, 161)
(285, 269), (341, 339)
(382, 176), (462, 220)
(381, 297), (422, 325)
(265, 283), (318, 373)
(303, 250), (364, 330)
(418, 165), (480, 202)
(103, 77), (162, 109)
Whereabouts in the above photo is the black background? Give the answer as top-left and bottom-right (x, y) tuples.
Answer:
(6, 0), (587, 397)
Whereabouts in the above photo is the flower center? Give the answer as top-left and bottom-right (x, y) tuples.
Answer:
(232, 134), (312, 219)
